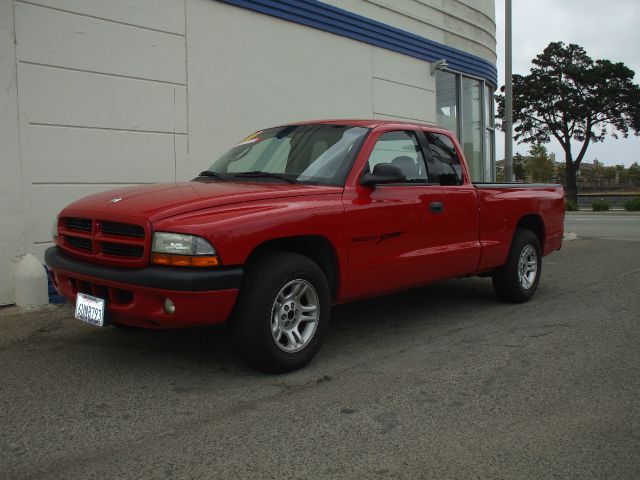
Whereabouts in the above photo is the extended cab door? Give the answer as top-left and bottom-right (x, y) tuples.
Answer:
(417, 129), (482, 279)
(342, 128), (446, 299)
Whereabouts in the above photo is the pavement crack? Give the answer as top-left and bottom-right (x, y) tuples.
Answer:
(527, 331), (553, 338)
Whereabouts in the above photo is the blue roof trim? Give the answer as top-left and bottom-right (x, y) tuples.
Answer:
(217, 0), (497, 86)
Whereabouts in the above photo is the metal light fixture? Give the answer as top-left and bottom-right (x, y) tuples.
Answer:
(430, 58), (449, 76)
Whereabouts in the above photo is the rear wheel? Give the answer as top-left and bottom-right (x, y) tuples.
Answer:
(492, 229), (542, 303)
(232, 252), (330, 373)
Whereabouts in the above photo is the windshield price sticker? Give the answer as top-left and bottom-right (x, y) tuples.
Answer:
(75, 293), (106, 327)
(234, 131), (262, 148)
(235, 137), (261, 147)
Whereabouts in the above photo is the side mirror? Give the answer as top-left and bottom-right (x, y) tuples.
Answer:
(360, 163), (406, 187)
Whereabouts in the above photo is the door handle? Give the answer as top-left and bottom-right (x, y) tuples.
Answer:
(430, 201), (444, 214)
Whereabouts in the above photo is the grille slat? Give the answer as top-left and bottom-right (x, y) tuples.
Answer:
(66, 236), (93, 252)
(65, 217), (92, 232)
(101, 242), (144, 258)
(101, 221), (145, 238)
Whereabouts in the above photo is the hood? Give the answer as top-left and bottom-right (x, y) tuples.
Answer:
(60, 181), (343, 223)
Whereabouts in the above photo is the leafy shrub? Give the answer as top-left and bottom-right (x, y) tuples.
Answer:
(565, 199), (579, 211)
(624, 197), (640, 211)
(591, 199), (609, 211)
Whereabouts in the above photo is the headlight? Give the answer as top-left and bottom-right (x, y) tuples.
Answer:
(151, 232), (219, 267)
(152, 232), (215, 255)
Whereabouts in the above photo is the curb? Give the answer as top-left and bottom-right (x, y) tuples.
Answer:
(565, 210), (640, 215)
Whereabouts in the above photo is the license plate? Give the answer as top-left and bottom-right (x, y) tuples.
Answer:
(75, 293), (106, 327)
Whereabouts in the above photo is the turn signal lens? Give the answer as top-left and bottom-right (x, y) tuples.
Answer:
(151, 253), (219, 267)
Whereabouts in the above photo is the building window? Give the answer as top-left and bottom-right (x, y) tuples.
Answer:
(436, 70), (495, 181)
(484, 83), (495, 181)
(461, 77), (483, 181)
(435, 71), (459, 137)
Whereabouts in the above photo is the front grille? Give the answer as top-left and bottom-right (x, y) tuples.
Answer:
(102, 221), (144, 238)
(59, 216), (147, 265)
(66, 217), (92, 232)
(101, 242), (144, 258)
(66, 236), (93, 252)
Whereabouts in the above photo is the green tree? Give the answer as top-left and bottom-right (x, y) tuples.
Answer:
(526, 144), (555, 182)
(615, 164), (627, 185)
(628, 162), (640, 187)
(555, 163), (566, 185)
(513, 153), (526, 181)
(496, 41), (640, 203)
(603, 166), (617, 190)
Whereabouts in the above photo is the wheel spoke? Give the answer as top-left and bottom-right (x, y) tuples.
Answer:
(294, 284), (307, 300)
(272, 325), (282, 342)
(284, 283), (303, 301)
(301, 314), (318, 323)
(286, 329), (302, 348)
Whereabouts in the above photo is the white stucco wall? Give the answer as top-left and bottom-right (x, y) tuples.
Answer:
(186, 0), (437, 171)
(0, 0), (495, 305)
(12, 0), (189, 272)
(0, 0), (25, 305)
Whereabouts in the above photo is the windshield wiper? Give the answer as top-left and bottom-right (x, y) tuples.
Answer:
(197, 170), (225, 180)
(232, 171), (297, 184)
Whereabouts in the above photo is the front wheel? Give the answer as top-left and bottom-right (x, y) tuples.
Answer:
(492, 229), (542, 303)
(231, 252), (330, 373)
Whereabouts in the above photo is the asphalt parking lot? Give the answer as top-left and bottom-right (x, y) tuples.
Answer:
(1, 236), (639, 479)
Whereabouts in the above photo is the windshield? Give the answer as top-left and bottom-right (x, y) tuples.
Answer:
(198, 124), (369, 186)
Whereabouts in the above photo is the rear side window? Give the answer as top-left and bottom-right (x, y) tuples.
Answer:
(425, 132), (464, 186)
(366, 130), (429, 183)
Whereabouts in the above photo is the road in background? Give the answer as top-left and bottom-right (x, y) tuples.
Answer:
(1, 238), (639, 479)
(565, 212), (640, 241)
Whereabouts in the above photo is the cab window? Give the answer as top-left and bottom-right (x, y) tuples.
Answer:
(366, 131), (429, 183)
(425, 132), (464, 186)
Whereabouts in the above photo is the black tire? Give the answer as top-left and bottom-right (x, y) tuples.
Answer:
(231, 252), (331, 373)
(492, 228), (542, 303)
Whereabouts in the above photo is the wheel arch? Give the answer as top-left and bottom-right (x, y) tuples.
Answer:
(515, 214), (545, 251)
(245, 235), (340, 300)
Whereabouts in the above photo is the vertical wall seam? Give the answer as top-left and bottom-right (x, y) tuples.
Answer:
(370, 45), (375, 118)
(184, 0), (190, 156)
(12, 0), (28, 260)
(173, 87), (177, 181)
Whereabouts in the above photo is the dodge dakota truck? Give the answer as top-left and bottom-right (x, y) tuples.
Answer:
(46, 120), (564, 372)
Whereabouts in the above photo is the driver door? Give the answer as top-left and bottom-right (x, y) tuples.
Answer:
(342, 129), (443, 298)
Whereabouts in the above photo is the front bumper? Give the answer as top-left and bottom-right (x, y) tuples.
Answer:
(45, 247), (242, 328)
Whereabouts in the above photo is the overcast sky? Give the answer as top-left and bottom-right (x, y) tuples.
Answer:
(494, 0), (640, 166)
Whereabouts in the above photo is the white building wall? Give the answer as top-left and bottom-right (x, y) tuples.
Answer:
(12, 0), (188, 276)
(0, 0), (495, 305)
(186, 0), (436, 170)
(0, 1), (25, 305)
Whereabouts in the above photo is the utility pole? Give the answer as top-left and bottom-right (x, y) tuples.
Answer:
(504, 0), (513, 182)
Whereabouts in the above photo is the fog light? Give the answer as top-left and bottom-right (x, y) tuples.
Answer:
(164, 298), (175, 314)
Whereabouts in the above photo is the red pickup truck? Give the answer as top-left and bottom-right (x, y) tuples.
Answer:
(46, 120), (564, 372)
